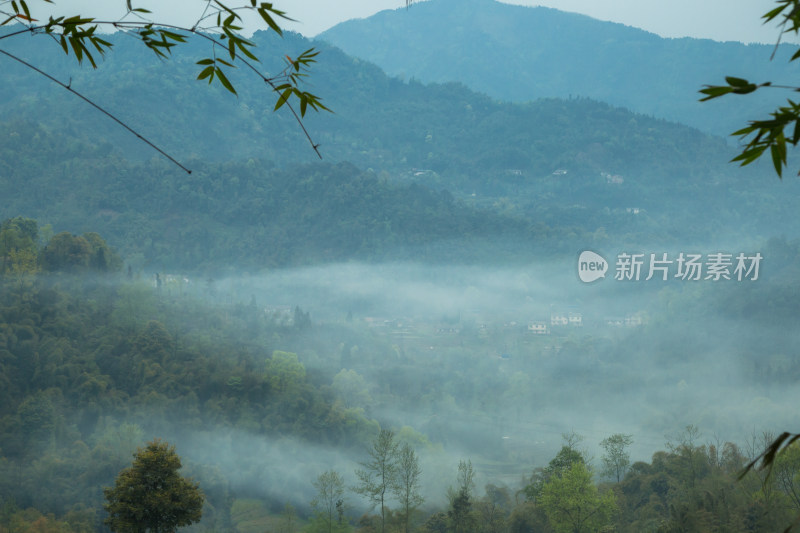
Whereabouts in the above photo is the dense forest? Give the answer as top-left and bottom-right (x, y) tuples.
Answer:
(4, 116), (800, 273)
(2, 218), (800, 532)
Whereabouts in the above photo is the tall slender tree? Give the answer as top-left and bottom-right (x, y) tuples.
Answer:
(392, 443), (424, 533)
(353, 429), (399, 533)
(312, 470), (347, 533)
(448, 460), (477, 533)
(600, 433), (633, 483)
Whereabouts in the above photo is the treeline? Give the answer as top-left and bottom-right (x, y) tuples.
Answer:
(301, 427), (800, 533)
(0, 216), (120, 276)
(6, 412), (800, 533)
(5, 117), (799, 276)
(0, 134), (564, 272)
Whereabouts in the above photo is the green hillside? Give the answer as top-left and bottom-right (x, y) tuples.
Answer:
(4, 26), (799, 272)
(319, 0), (795, 137)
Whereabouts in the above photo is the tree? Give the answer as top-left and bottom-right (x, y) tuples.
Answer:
(447, 460), (477, 533)
(332, 369), (372, 410)
(475, 484), (511, 533)
(455, 459), (476, 500)
(41, 232), (91, 272)
(665, 424), (706, 489)
(599, 433), (633, 483)
(392, 443), (424, 533)
(523, 443), (587, 504)
(774, 442), (800, 510)
(265, 350), (306, 394)
(540, 462), (616, 533)
(103, 439), (203, 533)
(279, 502), (297, 533)
(700, 0), (800, 177)
(0, 217), (39, 276)
(0, 0), (331, 170)
(353, 429), (399, 533)
(311, 470), (347, 533)
(82, 232), (122, 272)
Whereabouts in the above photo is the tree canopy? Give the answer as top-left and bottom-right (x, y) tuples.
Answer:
(103, 439), (204, 533)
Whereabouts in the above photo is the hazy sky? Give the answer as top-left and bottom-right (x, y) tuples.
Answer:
(39, 0), (789, 44)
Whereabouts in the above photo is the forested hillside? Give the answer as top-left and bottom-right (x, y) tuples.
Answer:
(319, 0), (796, 137)
(0, 25), (744, 178)
(3, 219), (800, 532)
(4, 30), (800, 271)
(0, 122), (567, 271)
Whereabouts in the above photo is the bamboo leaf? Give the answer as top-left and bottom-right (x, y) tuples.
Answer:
(215, 66), (236, 94)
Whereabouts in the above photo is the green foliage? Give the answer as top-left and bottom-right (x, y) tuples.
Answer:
(2, 24), (788, 270)
(354, 429), (399, 533)
(447, 486), (476, 533)
(0, 220), (122, 275)
(82, 232), (123, 272)
(103, 439), (203, 532)
(332, 369), (371, 410)
(41, 232), (91, 272)
(540, 462), (616, 533)
(446, 460), (477, 533)
(0, 216), (39, 276)
(311, 470), (348, 533)
(265, 350), (306, 394)
(0, 267), (391, 525)
(523, 445), (586, 503)
(392, 443), (424, 533)
(0, 146), (562, 270)
(699, 0), (800, 176)
(773, 443), (800, 510)
(600, 433), (633, 483)
(474, 485), (511, 533)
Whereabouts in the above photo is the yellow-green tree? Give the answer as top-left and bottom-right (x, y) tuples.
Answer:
(265, 351), (306, 394)
(0, 217), (39, 276)
(540, 462), (616, 533)
(311, 470), (348, 533)
(354, 429), (399, 533)
(393, 443), (424, 533)
(103, 439), (203, 533)
(600, 433), (633, 483)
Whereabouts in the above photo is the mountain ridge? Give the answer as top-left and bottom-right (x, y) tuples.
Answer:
(319, 0), (794, 137)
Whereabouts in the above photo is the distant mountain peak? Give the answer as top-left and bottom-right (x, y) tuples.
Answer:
(318, 0), (788, 137)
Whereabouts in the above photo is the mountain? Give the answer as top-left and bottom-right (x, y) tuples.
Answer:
(2, 25), (799, 272)
(0, 26), (734, 182)
(318, 0), (796, 138)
